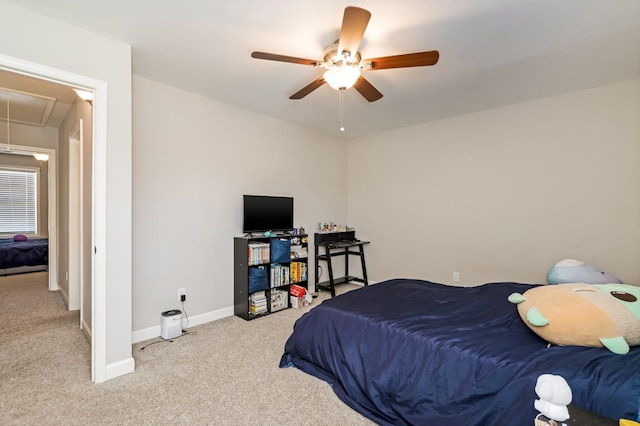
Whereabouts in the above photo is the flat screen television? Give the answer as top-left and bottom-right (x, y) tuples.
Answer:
(243, 195), (294, 233)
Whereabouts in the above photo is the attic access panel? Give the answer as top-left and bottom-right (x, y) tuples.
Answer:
(0, 87), (56, 126)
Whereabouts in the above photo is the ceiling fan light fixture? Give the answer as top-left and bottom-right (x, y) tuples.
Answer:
(323, 66), (361, 91)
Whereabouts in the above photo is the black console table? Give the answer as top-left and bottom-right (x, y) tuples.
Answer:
(314, 233), (369, 297)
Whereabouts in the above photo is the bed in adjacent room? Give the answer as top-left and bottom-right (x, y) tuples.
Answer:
(0, 237), (48, 276)
(280, 279), (640, 425)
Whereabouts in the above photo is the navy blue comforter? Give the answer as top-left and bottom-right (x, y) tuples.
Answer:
(0, 238), (48, 268)
(280, 279), (640, 425)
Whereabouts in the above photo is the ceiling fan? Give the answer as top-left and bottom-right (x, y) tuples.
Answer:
(251, 6), (440, 103)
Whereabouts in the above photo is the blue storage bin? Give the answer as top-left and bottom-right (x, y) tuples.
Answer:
(270, 238), (291, 263)
(248, 266), (268, 293)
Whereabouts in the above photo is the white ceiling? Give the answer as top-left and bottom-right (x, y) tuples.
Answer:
(3, 0), (640, 139)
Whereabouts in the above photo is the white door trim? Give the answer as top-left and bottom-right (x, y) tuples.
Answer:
(68, 125), (81, 311)
(79, 119), (85, 331)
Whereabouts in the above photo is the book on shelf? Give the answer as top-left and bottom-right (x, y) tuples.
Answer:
(250, 303), (267, 314)
(249, 290), (268, 315)
(248, 242), (270, 265)
(250, 290), (266, 301)
(270, 263), (290, 288)
(249, 304), (267, 314)
(249, 290), (268, 314)
(290, 261), (308, 283)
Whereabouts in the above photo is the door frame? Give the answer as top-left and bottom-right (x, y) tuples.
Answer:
(0, 53), (108, 383)
(68, 123), (82, 312)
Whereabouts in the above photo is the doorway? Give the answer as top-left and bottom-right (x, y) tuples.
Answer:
(0, 53), (108, 383)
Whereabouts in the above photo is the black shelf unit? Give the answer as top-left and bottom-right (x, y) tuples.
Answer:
(234, 233), (308, 320)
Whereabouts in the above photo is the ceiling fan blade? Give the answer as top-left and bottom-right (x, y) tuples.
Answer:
(251, 51), (318, 66)
(365, 51), (440, 70)
(337, 6), (371, 57)
(353, 76), (383, 102)
(289, 77), (326, 100)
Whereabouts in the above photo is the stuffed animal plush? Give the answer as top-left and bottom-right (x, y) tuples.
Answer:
(509, 283), (640, 354)
(547, 259), (622, 285)
(534, 374), (572, 422)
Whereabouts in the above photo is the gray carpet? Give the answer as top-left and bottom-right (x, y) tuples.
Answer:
(0, 272), (374, 425)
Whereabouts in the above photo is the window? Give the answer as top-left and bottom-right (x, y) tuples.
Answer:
(0, 167), (38, 234)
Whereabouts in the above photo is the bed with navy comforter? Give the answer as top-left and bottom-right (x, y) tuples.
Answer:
(0, 237), (48, 275)
(280, 279), (640, 425)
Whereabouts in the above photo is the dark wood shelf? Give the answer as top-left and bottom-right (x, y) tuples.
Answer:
(234, 233), (309, 320)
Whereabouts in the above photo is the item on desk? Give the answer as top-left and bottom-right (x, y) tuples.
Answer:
(318, 222), (334, 232)
(317, 222), (355, 234)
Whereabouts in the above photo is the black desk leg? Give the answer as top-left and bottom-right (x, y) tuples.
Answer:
(314, 246), (320, 294)
(359, 244), (368, 286)
(344, 247), (349, 278)
(325, 246), (336, 297)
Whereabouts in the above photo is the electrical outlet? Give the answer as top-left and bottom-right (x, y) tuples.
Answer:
(453, 272), (460, 282)
(178, 288), (186, 298)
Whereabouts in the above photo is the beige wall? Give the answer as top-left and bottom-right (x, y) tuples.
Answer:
(131, 76), (349, 336)
(348, 78), (640, 286)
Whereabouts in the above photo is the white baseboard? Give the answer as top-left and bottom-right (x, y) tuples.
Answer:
(131, 305), (235, 344)
(59, 287), (70, 306)
(105, 356), (135, 381)
(81, 318), (91, 342)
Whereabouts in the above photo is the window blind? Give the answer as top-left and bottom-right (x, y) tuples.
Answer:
(0, 168), (37, 234)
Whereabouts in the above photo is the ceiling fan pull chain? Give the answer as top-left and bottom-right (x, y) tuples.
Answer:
(339, 88), (345, 132)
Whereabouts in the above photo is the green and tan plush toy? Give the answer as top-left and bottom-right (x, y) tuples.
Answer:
(509, 283), (640, 354)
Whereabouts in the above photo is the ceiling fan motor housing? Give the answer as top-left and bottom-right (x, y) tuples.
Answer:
(323, 42), (361, 68)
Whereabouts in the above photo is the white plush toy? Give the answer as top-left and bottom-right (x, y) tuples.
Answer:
(534, 374), (572, 422)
